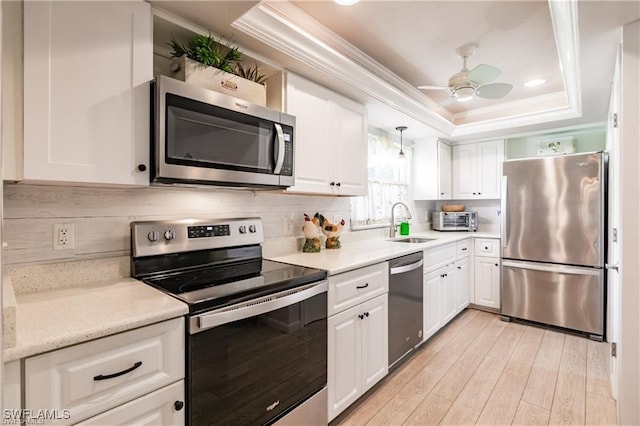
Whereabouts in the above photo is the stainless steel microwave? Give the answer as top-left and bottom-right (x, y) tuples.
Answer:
(152, 75), (295, 188)
(432, 211), (478, 231)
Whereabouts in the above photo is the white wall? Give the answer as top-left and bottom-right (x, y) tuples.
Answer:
(2, 183), (351, 265)
(618, 19), (640, 426)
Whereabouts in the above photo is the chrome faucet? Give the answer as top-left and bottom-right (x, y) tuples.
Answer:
(390, 202), (412, 238)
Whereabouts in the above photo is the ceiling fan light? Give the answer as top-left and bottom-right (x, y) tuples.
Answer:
(454, 86), (475, 102)
(334, 0), (359, 5)
(524, 78), (546, 88)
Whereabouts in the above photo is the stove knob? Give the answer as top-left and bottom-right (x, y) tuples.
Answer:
(164, 229), (176, 240)
(249, 225), (257, 233)
(239, 225), (247, 234)
(147, 230), (160, 242)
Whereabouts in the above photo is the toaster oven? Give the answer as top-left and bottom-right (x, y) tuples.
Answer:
(432, 211), (478, 232)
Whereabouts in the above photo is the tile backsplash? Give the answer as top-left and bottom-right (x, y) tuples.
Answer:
(2, 183), (351, 265)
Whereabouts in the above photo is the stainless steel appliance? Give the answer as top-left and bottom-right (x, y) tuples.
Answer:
(152, 75), (295, 188)
(388, 252), (424, 367)
(432, 211), (478, 232)
(501, 151), (607, 340)
(131, 218), (328, 425)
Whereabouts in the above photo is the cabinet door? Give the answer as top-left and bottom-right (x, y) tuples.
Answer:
(412, 139), (439, 200)
(285, 74), (333, 194)
(438, 142), (452, 199)
(441, 264), (457, 324)
(423, 269), (442, 341)
(455, 257), (471, 313)
(474, 257), (501, 309)
(332, 100), (367, 196)
(452, 144), (477, 199)
(328, 305), (362, 421)
(476, 140), (504, 199)
(23, 1), (151, 185)
(75, 381), (184, 426)
(360, 295), (388, 393)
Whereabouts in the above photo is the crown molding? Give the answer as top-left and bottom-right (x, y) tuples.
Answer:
(232, 1), (455, 134)
(232, 0), (582, 139)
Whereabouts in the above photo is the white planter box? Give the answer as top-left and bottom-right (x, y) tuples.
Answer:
(171, 55), (267, 106)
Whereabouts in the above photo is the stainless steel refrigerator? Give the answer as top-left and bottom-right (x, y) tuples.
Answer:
(501, 151), (606, 340)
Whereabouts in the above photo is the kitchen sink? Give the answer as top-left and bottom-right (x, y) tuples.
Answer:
(390, 237), (436, 243)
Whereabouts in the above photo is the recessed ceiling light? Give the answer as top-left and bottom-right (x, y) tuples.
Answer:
(523, 78), (546, 88)
(334, 0), (359, 5)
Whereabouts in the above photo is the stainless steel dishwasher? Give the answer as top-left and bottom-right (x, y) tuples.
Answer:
(388, 251), (424, 368)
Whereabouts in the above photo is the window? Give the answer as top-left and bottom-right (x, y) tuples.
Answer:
(350, 127), (412, 228)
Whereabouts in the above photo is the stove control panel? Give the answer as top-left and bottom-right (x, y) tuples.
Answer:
(131, 218), (264, 258)
(188, 225), (230, 239)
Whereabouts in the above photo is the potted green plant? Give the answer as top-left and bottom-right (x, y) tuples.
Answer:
(169, 33), (267, 105)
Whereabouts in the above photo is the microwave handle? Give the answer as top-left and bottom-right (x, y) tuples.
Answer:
(273, 123), (285, 175)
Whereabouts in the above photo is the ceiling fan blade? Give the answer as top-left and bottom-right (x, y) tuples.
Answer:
(476, 83), (513, 99)
(417, 85), (449, 91)
(438, 96), (456, 106)
(468, 64), (501, 85)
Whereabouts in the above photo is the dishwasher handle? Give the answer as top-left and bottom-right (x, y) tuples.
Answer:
(390, 259), (423, 275)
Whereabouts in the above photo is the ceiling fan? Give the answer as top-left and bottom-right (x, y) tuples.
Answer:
(418, 44), (513, 106)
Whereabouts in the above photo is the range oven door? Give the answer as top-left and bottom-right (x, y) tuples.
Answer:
(154, 75), (295, 188)
(187, 281), (328, 425)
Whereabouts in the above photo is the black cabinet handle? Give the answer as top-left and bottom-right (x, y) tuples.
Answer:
(458, 266), (461, 270)
(137, 164), (147, 172)
(364, 312), (369, 317)
(358, 314), (364, 320)
(495, 263), (499, 267)
(473, 192), (476, 195)
(462, 247), (467, 251)
(174, 401), (184, 411)
(478, 192), (482, 195)
(93, 361), (142, 381)
(336, 182), (341, 187)
(356, 283), (369, 289)
(330, 182), (335, 186)
(485, 246), (489, 250)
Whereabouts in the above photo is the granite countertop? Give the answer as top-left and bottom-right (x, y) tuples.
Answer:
(267, 231), (500, 275)
(4, 277), (188, 362)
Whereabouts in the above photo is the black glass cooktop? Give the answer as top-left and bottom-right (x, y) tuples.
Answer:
(143, 259), (327, 313)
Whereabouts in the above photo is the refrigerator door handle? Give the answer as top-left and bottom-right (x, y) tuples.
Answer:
(501, 175), (507, 248)
(502, 260), (602, 276)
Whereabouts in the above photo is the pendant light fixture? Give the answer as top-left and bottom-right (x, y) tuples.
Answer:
(396, 126), (407, 159)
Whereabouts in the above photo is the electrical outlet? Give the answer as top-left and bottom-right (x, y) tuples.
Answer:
(283, 217), (294, 236)
(53, 223), (74, 250)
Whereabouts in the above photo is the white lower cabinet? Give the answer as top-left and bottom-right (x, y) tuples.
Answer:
(455, 256), (471, 311)
(473, 238), (501, 309)
(423, 239), (471, 342)
(75, 381), (184, 426)
(24, 318), (185, 425)
(474, 257), (501, 309)
(327, 263), (389, 421)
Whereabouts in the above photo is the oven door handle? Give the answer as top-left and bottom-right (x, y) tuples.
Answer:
(190, 280), (328, 334)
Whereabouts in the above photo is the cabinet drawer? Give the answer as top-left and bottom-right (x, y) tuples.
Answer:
(475, 238), (500, 257)
(328, 262), (389, 316)
(456, 239), (472, 260)
(76, 381), (185, 426)
(25, 318), (184, 425)
(423, 243), (456, 273)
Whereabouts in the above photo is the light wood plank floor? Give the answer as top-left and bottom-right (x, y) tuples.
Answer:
(334, 309), (617, 426)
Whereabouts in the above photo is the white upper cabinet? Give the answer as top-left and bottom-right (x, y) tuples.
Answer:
(285, 72), (367, 196)
(452, 140), (504, 199)
(20, 1), (152, 185)
(413, 140), (452, 200)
